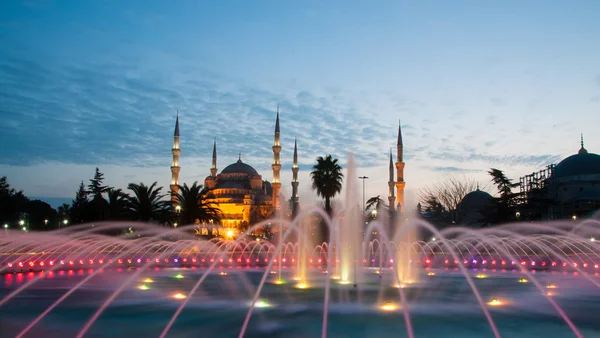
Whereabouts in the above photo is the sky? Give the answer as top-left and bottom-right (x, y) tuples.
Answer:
(1, 0), (599, 209)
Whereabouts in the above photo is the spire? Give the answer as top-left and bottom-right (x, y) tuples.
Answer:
(476, 182), (480, 190)
(397, 119), (403, 146)
(238, 152), (242, 162)
(174, 110), (180, 137)
(210, 137), (217, 177)
(275, 105), (280, 133)
(389, 148), (394, 179)
(293, 137), (298, 165)
(579, 133), (588, 154)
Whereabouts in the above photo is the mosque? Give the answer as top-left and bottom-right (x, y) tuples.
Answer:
(168, 109), (407, 233)
(458, 135), (600, 224)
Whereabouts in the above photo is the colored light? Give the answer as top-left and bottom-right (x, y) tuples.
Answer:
(274, 279), (285, 285)
(172, 293), (186, 299)
(488, 298), (502, 306)
(143, 278), (154, 283)
(254, 300), (271, 308)
(427, 272), (435, 276)
(173, 274), (184, 279)
(380, 301), (397, 311)
(296, 282), (309, 289)
(138, 284), (150, 290)
(518, 278), (528, 283)
(476, 274), (487, 279)
(219, 271), (228, 276)
(546, 283), (557, 289)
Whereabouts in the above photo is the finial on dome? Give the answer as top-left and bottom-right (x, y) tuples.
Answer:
(476, 182), (480, 190)
(578, 133), (588, 154)
(238, 152), (242, 162)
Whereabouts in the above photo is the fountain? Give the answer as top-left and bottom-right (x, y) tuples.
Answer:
(1, 155), (600, 337)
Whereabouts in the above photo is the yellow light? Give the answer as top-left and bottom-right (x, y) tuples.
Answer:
(428, 272), (435, 276)
(546, 283), (558, 289)
(174, 274), (184, 279)
(296, 282), (309, 289)
(269, 270), (277, 274)
(393, 283), (406, 289)
(274, 279), (285, 285)
(172, 292), (186, 299)
(226, 230), (234, 238)
(143, 278), (154, 283)
(518, 278), (528, 283)
(487, 298), (502, 306)
(292, 276), (301, 281)
(546, 291), (558, 297)
(338, 280), (352, 285)
(476, 274), (487, 279)
(380, 301), (397, 311)
(330, 275), (341, 280)
(219, 271), (228, 276)
(254, 300), (271, 308)
(138, 284), (150, 290)
(375, 270), (381, 275)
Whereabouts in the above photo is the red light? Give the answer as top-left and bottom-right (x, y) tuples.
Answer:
(541, 261), (546, 266)
(444, 259), (449, 264)
(137, 259), (141, 264)
(282, 258), (286, 263)
(219, 259), (224, 263)
(60, 260), (65, 265)
(237, 258), (241, 263)
(7, 263), (13, 268)
(99, 260), (104, 264)
(108, 259), (112, 263)
(69, 261), (74, 265)
(453, 260), (458, 264)
(192, 258), (197, 263)
(362, 259), (367, 263)
(520, 261), (526, 265)
(89, 260), (94, 264)
(49, 261), (54, 266)
(562, 262), (567, 267)
(127, 259), (132, 264)
(164, 259), (168, 263)
(552, 262), (556, 267)
(492, 260), (496, 265)
(18, 262), (23, 268)
(246, 259), (250, 263)
(29, 261), (34, 267)
(118, 259), (123, 264)
(463, 260), (468, 264)
(309, 259), (314, 263)
(482, 260), (487, 265)
(574, 263), (578, 267)
(155, 259), (160, 263)
(146, 258), (150, 263)
(39, 261), (45, 267)
(79, 260), (83, 265)
(595, 264), (599, 269)
(291, 258), (295, 263)
(425, 259), (431, 264)
(583, 263), (588, 268)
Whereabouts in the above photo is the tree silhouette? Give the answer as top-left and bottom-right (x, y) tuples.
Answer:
(126, 182), (170, 223)
(310, 154), (344, 242)
(174, 182), (222, 226)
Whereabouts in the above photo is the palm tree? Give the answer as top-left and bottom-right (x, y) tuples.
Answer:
(126, 182), (170, 222)
(175, 182), (222, 226)
(366, 195), (387, 212)
(311, 155), (344, 243)
(106, 188), (129, 220)
(310, 155), (344, 215)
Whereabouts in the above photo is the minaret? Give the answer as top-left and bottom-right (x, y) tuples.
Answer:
(291, 137), (299, 217)
(210, 138), (218, 177)
(271, 107), (282, 210)
(170, 111), (181, 206)
(395, 120), (406, 212)
(388, 149), (395, 212)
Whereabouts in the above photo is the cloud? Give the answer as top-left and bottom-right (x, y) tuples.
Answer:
(427, 152), (561, 168)
(0, 50), (397, 172)
(431, 166), (484, 173)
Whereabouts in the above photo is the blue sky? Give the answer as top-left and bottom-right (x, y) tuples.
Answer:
(1, 0), (599, 208)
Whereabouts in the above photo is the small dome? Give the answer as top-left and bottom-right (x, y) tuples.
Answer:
(460, 189), (493, 212)
(554, 153), (600, 177)
(220, 159), (259, 176)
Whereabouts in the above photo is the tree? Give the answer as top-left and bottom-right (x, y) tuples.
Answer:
(87, 168), (111, 221)
(418, 174), (479, 224)
(70, 181), (89, 224)
(126, 182), (170, 222)
(57, 203), (71, 225)
(174, 182), (222, 225)
(487, 168), (521, 223)
(0, 176), (29, 227)
(310, 154), (344, 242)
(106, 188), (129, 220)
(311, 155), (344, 214)
(26, 200), (57, 231)
(366, 195), (387, 212)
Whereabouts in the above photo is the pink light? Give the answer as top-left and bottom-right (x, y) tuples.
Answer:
(454, 260), (458, 264)
(89, 260), (94, 264)
(552, 262), (557, 267)
(182, 258), (187, 263)
(583, 263), (588, 268)
(492, 260), (496, 265)
(291, 258), (295, 263)
(562, 262), (567, 267)
(541, 262), (546, 266)
(7, 263), (13, 268)
(39, 261), (44, 267)
(521, 261), (526, 266)
(463, 260), (468, 264)
(69, 261), (74, 265)
(155, 259), (160, 263)
(192, 258), (197, 263)
(531, 262), (535, 266)
(482, 260), (487, 265)
(99, 260), (103, 264)
(49, 261), (54, 266)
(595, 264), (599, 269)
(573, 263), (578, 267)
(472, 260), (477, 264)
(444, 259), (449, 264)
(29, 261), (34, 267)
(60, 260), (65, 265)
(117, 259), (122, 264)
(390, 259), (394, 263)
(246, 259), (250, 263)
(79, 260), (84, 265)
(425, 259), (431, 264)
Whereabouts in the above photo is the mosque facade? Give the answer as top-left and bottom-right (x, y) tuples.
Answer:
(169, 110), (407, 231)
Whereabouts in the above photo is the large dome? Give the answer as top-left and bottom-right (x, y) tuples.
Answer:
(554, 153), (600, 177)
(460, 189), (493, 212)
(221, 159), (259, 176)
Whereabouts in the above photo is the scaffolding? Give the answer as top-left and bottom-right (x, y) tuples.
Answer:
(519, 164), (556, 199)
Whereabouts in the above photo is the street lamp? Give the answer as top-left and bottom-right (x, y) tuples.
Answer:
(358, 176), (369, 214)
(63, 219), (68, 227)
(175, 205), (181, 214)
(19, 220), (24, 226)
(515, 211), (521, 220)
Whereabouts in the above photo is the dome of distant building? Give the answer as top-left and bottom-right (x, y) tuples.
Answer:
(554, 152), (600, 178)
(220, 159), (260, 176)
(460, 188), (493, 213)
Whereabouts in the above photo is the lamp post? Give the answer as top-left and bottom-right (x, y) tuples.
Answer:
(359, 176), (369, 214)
